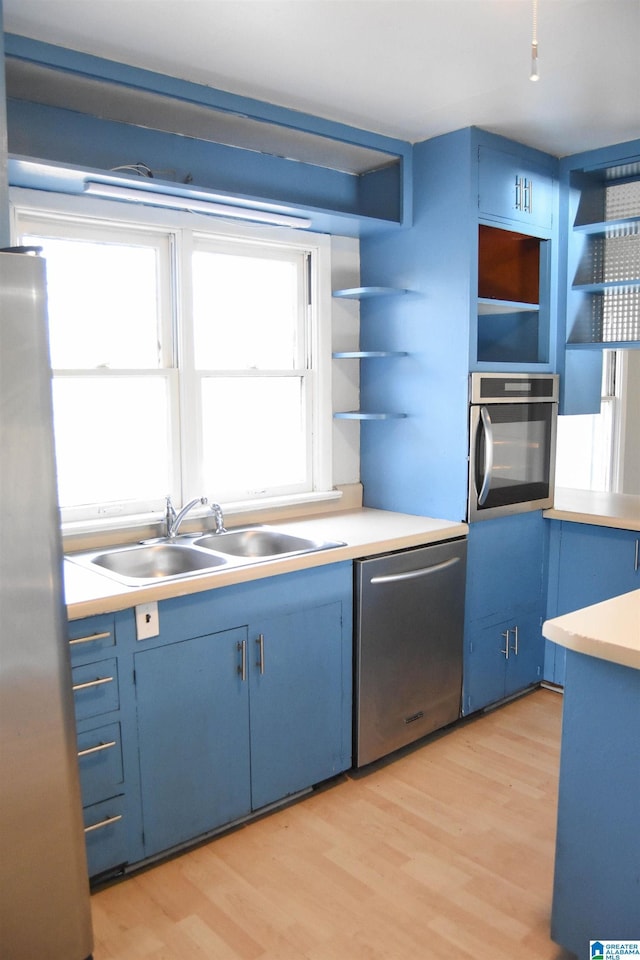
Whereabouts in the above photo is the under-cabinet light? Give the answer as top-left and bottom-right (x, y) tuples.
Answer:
(83, 182), (312, 228)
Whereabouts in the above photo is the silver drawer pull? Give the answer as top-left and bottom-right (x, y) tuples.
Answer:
(77, 739), (117, 758)
(69, 631), (112, 646)
(84, 813), (122, 834)
(73, 676), (114, 692)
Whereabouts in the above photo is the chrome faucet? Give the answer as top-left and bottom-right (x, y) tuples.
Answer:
(165, 495), (208, 539)
(209, 501), (227, 534)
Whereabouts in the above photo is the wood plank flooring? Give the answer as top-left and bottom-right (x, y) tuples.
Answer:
(90, 689), (574, 960)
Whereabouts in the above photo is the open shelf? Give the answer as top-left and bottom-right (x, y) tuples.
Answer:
(476, 225), (548, 364)
(333, 411), (408, 420)
(567, 173), (640, 344)
(332, 286), (409, 299)
(478, 298), (539, 314)
(332, 350), (408, 359)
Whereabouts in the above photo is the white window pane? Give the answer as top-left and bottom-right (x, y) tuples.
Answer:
(52, 378), (171, 508)
(555, 406), (613, 492)
(24, 235), (163, 369)
(192, 251), (300, 369)
(201, 377), (307, 495)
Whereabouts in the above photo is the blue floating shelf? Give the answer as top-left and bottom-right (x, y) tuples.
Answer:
(332, 286), (409, 299)
(333, 411), (407, 420)
(332, 350), (408, 359)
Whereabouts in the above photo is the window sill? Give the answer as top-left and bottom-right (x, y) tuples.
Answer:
(62, 484), (362, 554)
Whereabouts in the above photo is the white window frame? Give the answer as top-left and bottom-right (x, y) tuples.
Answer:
(10, 188), (334, 527)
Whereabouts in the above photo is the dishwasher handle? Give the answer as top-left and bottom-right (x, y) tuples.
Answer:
(369, 556), (461, 585)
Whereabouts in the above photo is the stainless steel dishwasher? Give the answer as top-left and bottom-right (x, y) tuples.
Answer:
(354, 537), (467, 767)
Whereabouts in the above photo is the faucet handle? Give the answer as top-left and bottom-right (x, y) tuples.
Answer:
(210, 501), (227, 534)
(165, 495), (177, 536)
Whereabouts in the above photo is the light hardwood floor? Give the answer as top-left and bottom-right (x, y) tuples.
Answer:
(91, 688), (575, 960)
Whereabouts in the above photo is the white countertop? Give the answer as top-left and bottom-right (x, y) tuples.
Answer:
(544, 488), (640, 532)
(542, 589), (640, 670)
(64, 508), (468, 620)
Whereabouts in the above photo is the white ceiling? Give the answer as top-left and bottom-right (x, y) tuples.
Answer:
(3, 0), (640, 158)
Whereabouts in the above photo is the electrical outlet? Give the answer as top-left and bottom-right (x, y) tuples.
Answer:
(135, 601), (159, 640)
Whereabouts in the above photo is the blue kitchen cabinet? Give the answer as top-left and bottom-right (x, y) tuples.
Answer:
(544, 522), (640, 685)
(478, 144), (555, 231)
(135, 627), (252, 857)
(132, 562), (353, 861)
(360, 127), (558, 525)
(551, 650), (640, 954)
(67, 609), (143, 880)
(463, 513), (548, 714)
(249, 601), (348, 810)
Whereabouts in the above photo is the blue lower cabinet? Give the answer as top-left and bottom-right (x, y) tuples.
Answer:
(135, 627), (252, 858)
(132, 563), (353, 861)
(551, 651), (640, 953)
(545, 523), (640, 685)
(464, 611), (543, 714)
(463, 514), (547, 715)
(249, 601), (346, 811)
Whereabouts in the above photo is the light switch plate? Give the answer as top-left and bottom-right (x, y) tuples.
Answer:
(135, 601), (159, 640)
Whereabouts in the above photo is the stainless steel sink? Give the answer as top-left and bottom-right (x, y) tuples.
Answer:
(67, 525), (346, 586)
(68, 543), (227, 586)
(194, 527), (345, 558)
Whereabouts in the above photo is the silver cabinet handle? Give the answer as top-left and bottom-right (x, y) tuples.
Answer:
(525, 178), (533, 213)
(501, 629), (510, 660)
(370, 556), (460, 585)
(477, 405), (494, 506)
(237, 639), (247, 682)
(256, 634), (265, 675)
(72, 676), (114, 692)
(69, 631), (111, 646)
(77, 739), (117, 758)
(510, 625), (519, 656)
(635, 539), (639, 572)
(515, 175), (522, 211)
(84, 813), (122, 834)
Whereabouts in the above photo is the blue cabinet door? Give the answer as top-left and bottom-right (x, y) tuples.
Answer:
(503, 610), (544, 698)
(249, 601), (348, 811)
(556, 524), (640, 609)
(478, 145), (554, 231)
(135, 627), (251, 858)
(546, 523), (640, 685)
(463, 513), (547, 714)
(464, 617), (511, 714)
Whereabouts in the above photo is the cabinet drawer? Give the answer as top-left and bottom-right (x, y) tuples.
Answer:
(77, 722), (123, 807)
(68, 614), (115, 664)
(83, 795), (127, 878)
(72, 658), (119, 720)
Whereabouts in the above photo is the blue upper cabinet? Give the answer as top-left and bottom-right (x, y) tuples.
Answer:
(474, 134), (558, 371)
(478, 145), (555, 232)
(556, 138), (640, 414)
(359, 127), (558, 521)
(4, 35), (411, 236)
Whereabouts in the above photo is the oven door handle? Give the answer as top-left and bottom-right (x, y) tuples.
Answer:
(477, 405), (494, 506)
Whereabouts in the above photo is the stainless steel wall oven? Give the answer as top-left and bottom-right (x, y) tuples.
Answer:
(468, 372), (559, 522)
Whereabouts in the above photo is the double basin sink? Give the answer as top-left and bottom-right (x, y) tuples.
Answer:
(68, 526), (346, 587)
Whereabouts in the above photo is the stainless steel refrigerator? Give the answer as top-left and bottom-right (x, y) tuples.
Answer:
(0, 250), (93, 959)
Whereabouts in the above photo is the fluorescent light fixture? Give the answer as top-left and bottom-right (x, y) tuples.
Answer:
(83, 181), (312, 228)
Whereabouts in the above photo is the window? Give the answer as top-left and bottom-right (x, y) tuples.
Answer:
(14, 195), (332, 524)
